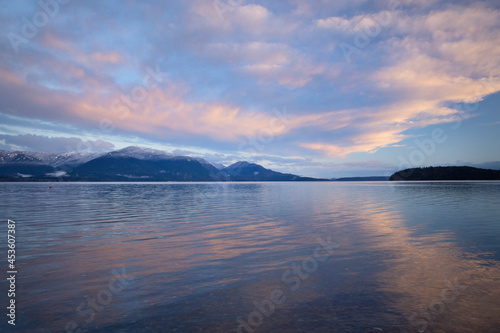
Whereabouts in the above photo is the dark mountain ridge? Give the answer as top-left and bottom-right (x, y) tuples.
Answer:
(332, 176), (389, 181)
(220, 161), (322, 181)
(71, 155), (220, 181)
(390, 166), (500, 181)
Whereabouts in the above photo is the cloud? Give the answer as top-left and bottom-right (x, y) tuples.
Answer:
(199, 41), (338, 88)
(91, 52), (123, 64)
(190, 1), (298, 38)
(46, 170), (68, 177)
(300, 3), (500, 157)
(0, 0), (499, 176)
(199, 41), (332, 88)
(316, 10), (395, 33)
(0, 134), (115, 153)
(299, 128), (406, 158)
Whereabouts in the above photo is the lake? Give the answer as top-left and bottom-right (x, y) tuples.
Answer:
(1, 182), (500, 332)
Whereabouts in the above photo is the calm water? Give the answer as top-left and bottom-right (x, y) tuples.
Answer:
(1, 182), (500, 332)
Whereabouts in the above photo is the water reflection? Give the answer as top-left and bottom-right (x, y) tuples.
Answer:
(0, 182), (499, 332)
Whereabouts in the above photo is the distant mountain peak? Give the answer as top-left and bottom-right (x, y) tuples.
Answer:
(106, 146), (172, 160)
(227, 161), (253, 168)
(0, 150), (43, 164)
(222, 160), (322, 181)
(0, 149), (103, 167)
(107, 146), (225, 170)
(116, 146), (164, 154)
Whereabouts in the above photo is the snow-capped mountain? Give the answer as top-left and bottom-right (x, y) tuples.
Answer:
(0, 150), (103, 167)
(0, 150), (44, 164)
(30, 151), (104, 167)
(191, 157), (225, 170)
(102, 146), (173, 160)
(221, 161), (319, 181)
(0, 146), (323, 181)
(104, 146), (225, 170)
(70, 146), (224, 181)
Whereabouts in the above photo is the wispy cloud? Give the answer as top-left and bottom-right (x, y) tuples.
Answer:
(1, 0), (499, 175)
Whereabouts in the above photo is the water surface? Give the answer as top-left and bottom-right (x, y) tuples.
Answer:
(1, 182), (499, 332)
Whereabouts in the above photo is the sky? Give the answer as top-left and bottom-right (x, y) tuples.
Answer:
(1, 0), (500, 178)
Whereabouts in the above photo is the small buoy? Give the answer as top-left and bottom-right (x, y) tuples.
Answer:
(49, 186), (52, 189)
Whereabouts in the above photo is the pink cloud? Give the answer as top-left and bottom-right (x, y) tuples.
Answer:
(91, 52), (123, 64)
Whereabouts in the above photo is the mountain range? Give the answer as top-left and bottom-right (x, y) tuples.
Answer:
(0, 146), (325, 181)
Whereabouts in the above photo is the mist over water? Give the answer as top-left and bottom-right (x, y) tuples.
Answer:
(1, 182), (500, 332)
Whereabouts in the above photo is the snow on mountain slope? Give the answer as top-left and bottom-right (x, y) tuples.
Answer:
(0, 146), (225, 170)
(0, 150), (43, 164)
(0, 150), (103, 167)
(103, 146), (173, 160)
